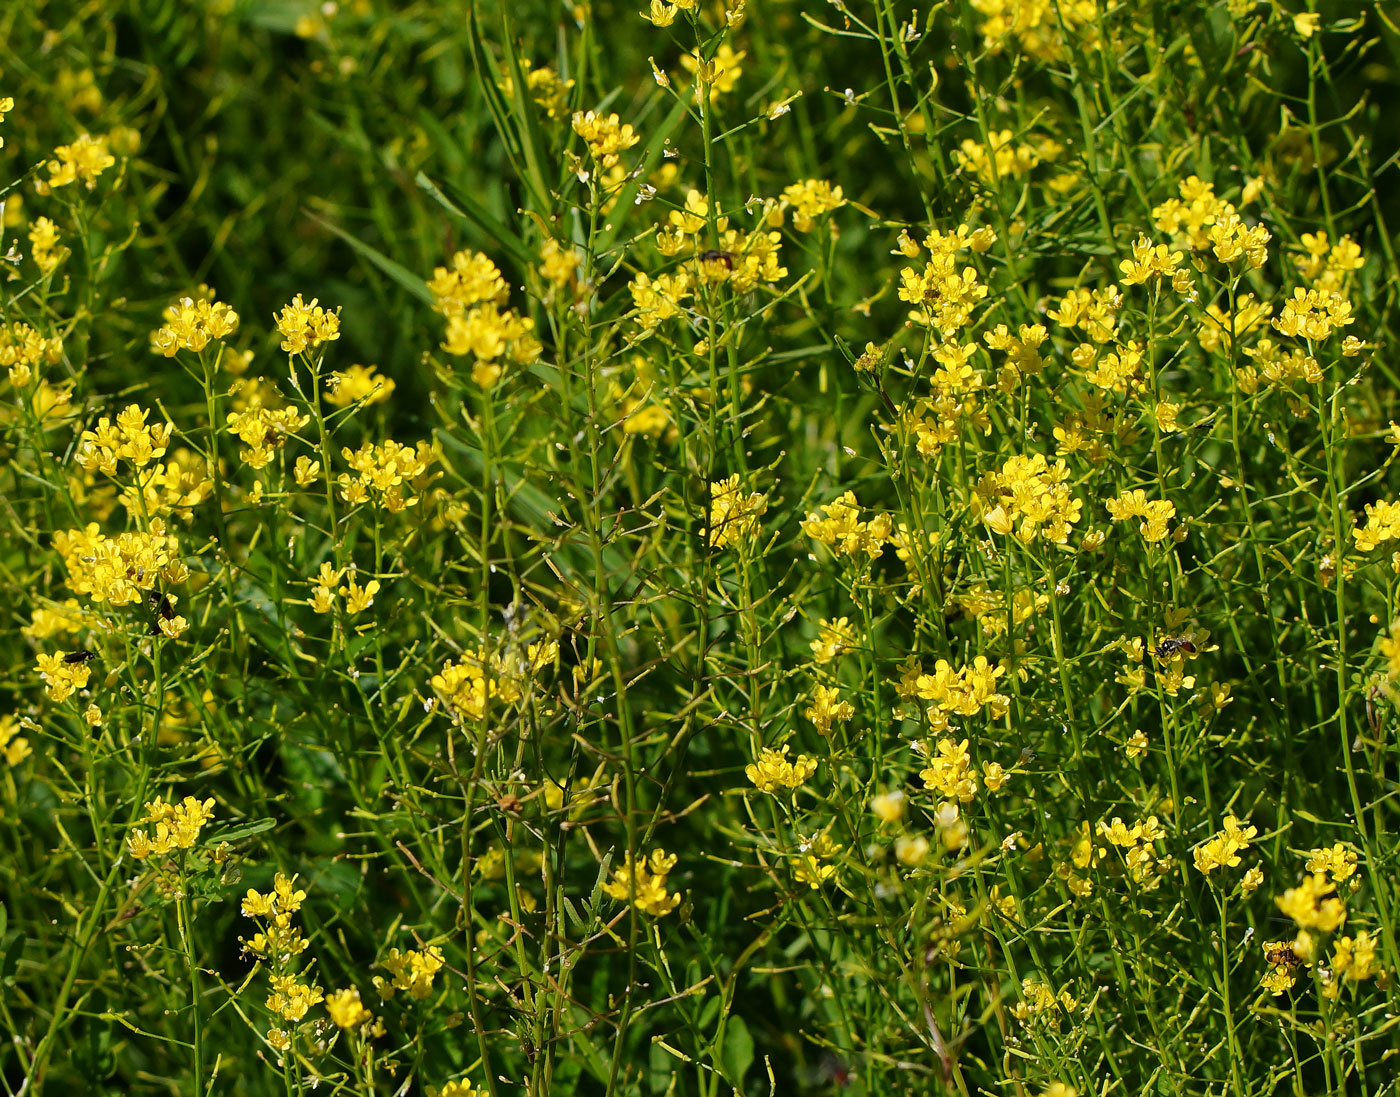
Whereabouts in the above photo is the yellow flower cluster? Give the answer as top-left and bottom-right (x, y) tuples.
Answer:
(1191, 814), (1257, 875)
(274, 294), (341, 355)
(35, 651), (93, 702)
(150, 294), (240, 357)
(1352, 500), (1400, 553)
(433, 1083), (487, 1097)
(1292, 231), (1364, 292)
(1097, 815), (1170, 888)
(707, 475), (768, 549)
(430, 641), (558, 723)
(429, 249), (509, 310)
(338, 439), (435, 511)
(955, 129), (1057, 183)
(608, 356), (673, 438)
(983, 322), (1049, 387)
(430, 250), (540, 386)
(792, 832), (842, 889)
(1331, 930), (1381, 986)
(323, 985), (375, 1029)
(497, 59), (574, 119)
(75, 404), (172, 475)
(1271, 286), (1354, 341)
(978, 453), (1083, 544)
(119, 451), (213, 521)
(23, 601), (93, 643)
(44, 132), (115, 189)
(571, 109), (639, 168)
(1306, 843), (1358, 883)
(956, 583), (1048, 638)
(643, 0), (696, 27)
(55, 520), (187, 606)
(1151, 176), (1242, 251)
(897, 224), (993, 334)
(781, 179), (844, 232)
(810, 617), (854, 664)
(1197, 295), (1272, 355)
(537, 238), (580, 289)
(1118, 233), (1189, 290)
(1, 321), (63, 388)
(968, 0), (1099, 62)
(631, 271), (692, 331)
(805, 684), (854, 735)
(1234, 337), (1322, 395)
(1, 715), (31, 767)
(226, 397), (310, 470)
(1105, 489), (1176, 543)
(29, 217), (64, 274)
(240, 872), (311, 961)
(1260, 936), (1305, 996)
(1276, 872), (1346, 933)
(802, 491), (893, 560)
(899, 656), (1011, 723)
(267, 974), (324, 1024)
(1206, 213), (1271, 268)
(903, 343), (993, 455)
(1047, 284), (1120, 345)
(919, 736), (979, 802)
(700, 223), (787, 292)
(308, 563), (381, 615)
(126, 794), (216, 860)
(376, 945), (445, 1000)
(745, 745), (818, 793)
(603, 849), (681, 916)
(1011, 976), (1078, 1024)
(680, 44), (745, 102)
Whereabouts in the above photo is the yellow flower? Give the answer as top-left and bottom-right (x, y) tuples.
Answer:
(745, 745), (818, 793)
(340, 574), (382, 614)
(274, 294), (341, 355)
(869, 789), (906, 823)
(1, 715), (33, 766)
(782, 179), (845, 232)
(602, 849), (681, 916)
(571, 109), (640, 168)
(1276, 872), (1347, 932)
(707, 475), (767, 549)
(127, 795), (216, 860)
(1119, 233), (1184, 286)
(804, 684), (855, 735)
(680, 44), (745, 102)
(150, 293), (240, 357)
(1293, 11), (1320, 38)
(45, 133), (115, 189)
(325, 987), (374, 1029)
(326, 364), (395, 408)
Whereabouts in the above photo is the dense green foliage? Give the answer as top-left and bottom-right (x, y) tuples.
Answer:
(3, 2), (1400, 1096)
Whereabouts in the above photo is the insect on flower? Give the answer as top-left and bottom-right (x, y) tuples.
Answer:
(1154, 636), (1197, 661)
(1264, 943), (1300, 966)
(148, 590), (176, 636)
(697, 248), (735, 269)
(63, 649), (96, 664)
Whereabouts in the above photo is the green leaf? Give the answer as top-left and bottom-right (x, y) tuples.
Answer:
(416, 172), (534, 272)
(720, 1015), (754, 1088)
(209, 818), (277, 843)
(306, 212), (435, 307)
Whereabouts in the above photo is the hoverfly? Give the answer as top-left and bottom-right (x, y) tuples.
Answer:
(148, 590), (176, 636)
(697, 248), (735, 269)
(1264, 943), (1299, 967)
(1154, 636), (1197, 661)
